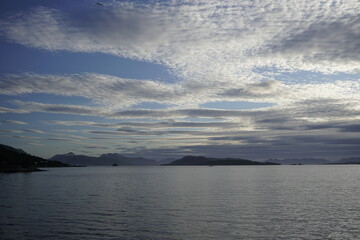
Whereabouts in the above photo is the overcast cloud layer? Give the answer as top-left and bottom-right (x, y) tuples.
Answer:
(0, 0), (359, 160)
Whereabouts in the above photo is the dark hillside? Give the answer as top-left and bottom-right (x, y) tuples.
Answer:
(0, 144), (69, 173)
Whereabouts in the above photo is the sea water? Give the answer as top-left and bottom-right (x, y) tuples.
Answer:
(1, 165), (359, 240)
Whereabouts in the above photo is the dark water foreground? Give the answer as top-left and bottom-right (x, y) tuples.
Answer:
(1, 166), (359, 240)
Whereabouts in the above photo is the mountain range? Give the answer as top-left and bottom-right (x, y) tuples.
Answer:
(50, 153), (282, 166)
(2, 143), (360, 171)
(164, 156), (280, 166)
(29, 150), (360, 166)
(49, 152), (161, 166)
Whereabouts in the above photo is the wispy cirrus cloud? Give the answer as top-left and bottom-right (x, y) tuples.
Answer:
(46, 120), (241, 130)
(0, 106), (27, 114)
(22, 129), (44, 134)
(0, 129), (23, 133)
(2, 120), (27, 125)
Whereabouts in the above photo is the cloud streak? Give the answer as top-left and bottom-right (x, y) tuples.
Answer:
(2, 120), (27, 125)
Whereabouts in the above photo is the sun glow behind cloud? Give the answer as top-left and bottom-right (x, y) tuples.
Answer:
(0, 0), (359, 160)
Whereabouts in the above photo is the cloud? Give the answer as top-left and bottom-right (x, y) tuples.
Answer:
(220, 80), (282, 97)
(249, 80), (282, 94)
(26, 142), (43, 146)
(0, 1), (359, 160)
(22, 129), (45, 134)
(11, 97), (360, 126)
(45, 137), (81, 142)
(283, 135), (360, 145)
(0, 129), (23, 133)
(301, 122), (360, 133)
(85, 129), (206, 137)
(47, 132), (85, 139)
(111, 136), (360, 160)
(2, 120), (27, 125)
(265, 20), (360, 68)
(0, 73), (187, 108)
(1, 72), (358, 111)
(46, 120), (240, 130)
(338, 124), (360, 132)
(0, 1), (358, 83)
(1, 0), (360, 109)
(16, 99), (356, 158)
(180, 140), (360, 160)
(0, 106), (27, 114)
(12, 100), (111, 117)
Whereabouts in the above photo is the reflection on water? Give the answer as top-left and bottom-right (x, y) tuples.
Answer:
(1, 166), (360, 240)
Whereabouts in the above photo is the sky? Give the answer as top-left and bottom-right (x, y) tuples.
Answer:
(0, 0), (359, 161)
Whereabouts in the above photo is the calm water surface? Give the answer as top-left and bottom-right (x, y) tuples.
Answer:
(1, 166), (359, 240)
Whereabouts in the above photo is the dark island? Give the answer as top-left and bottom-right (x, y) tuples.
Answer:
(0, 144), (69, 173)
(163, 156), (280, 166)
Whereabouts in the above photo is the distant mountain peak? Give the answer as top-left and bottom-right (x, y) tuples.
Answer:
(65, 152), (75, 156)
